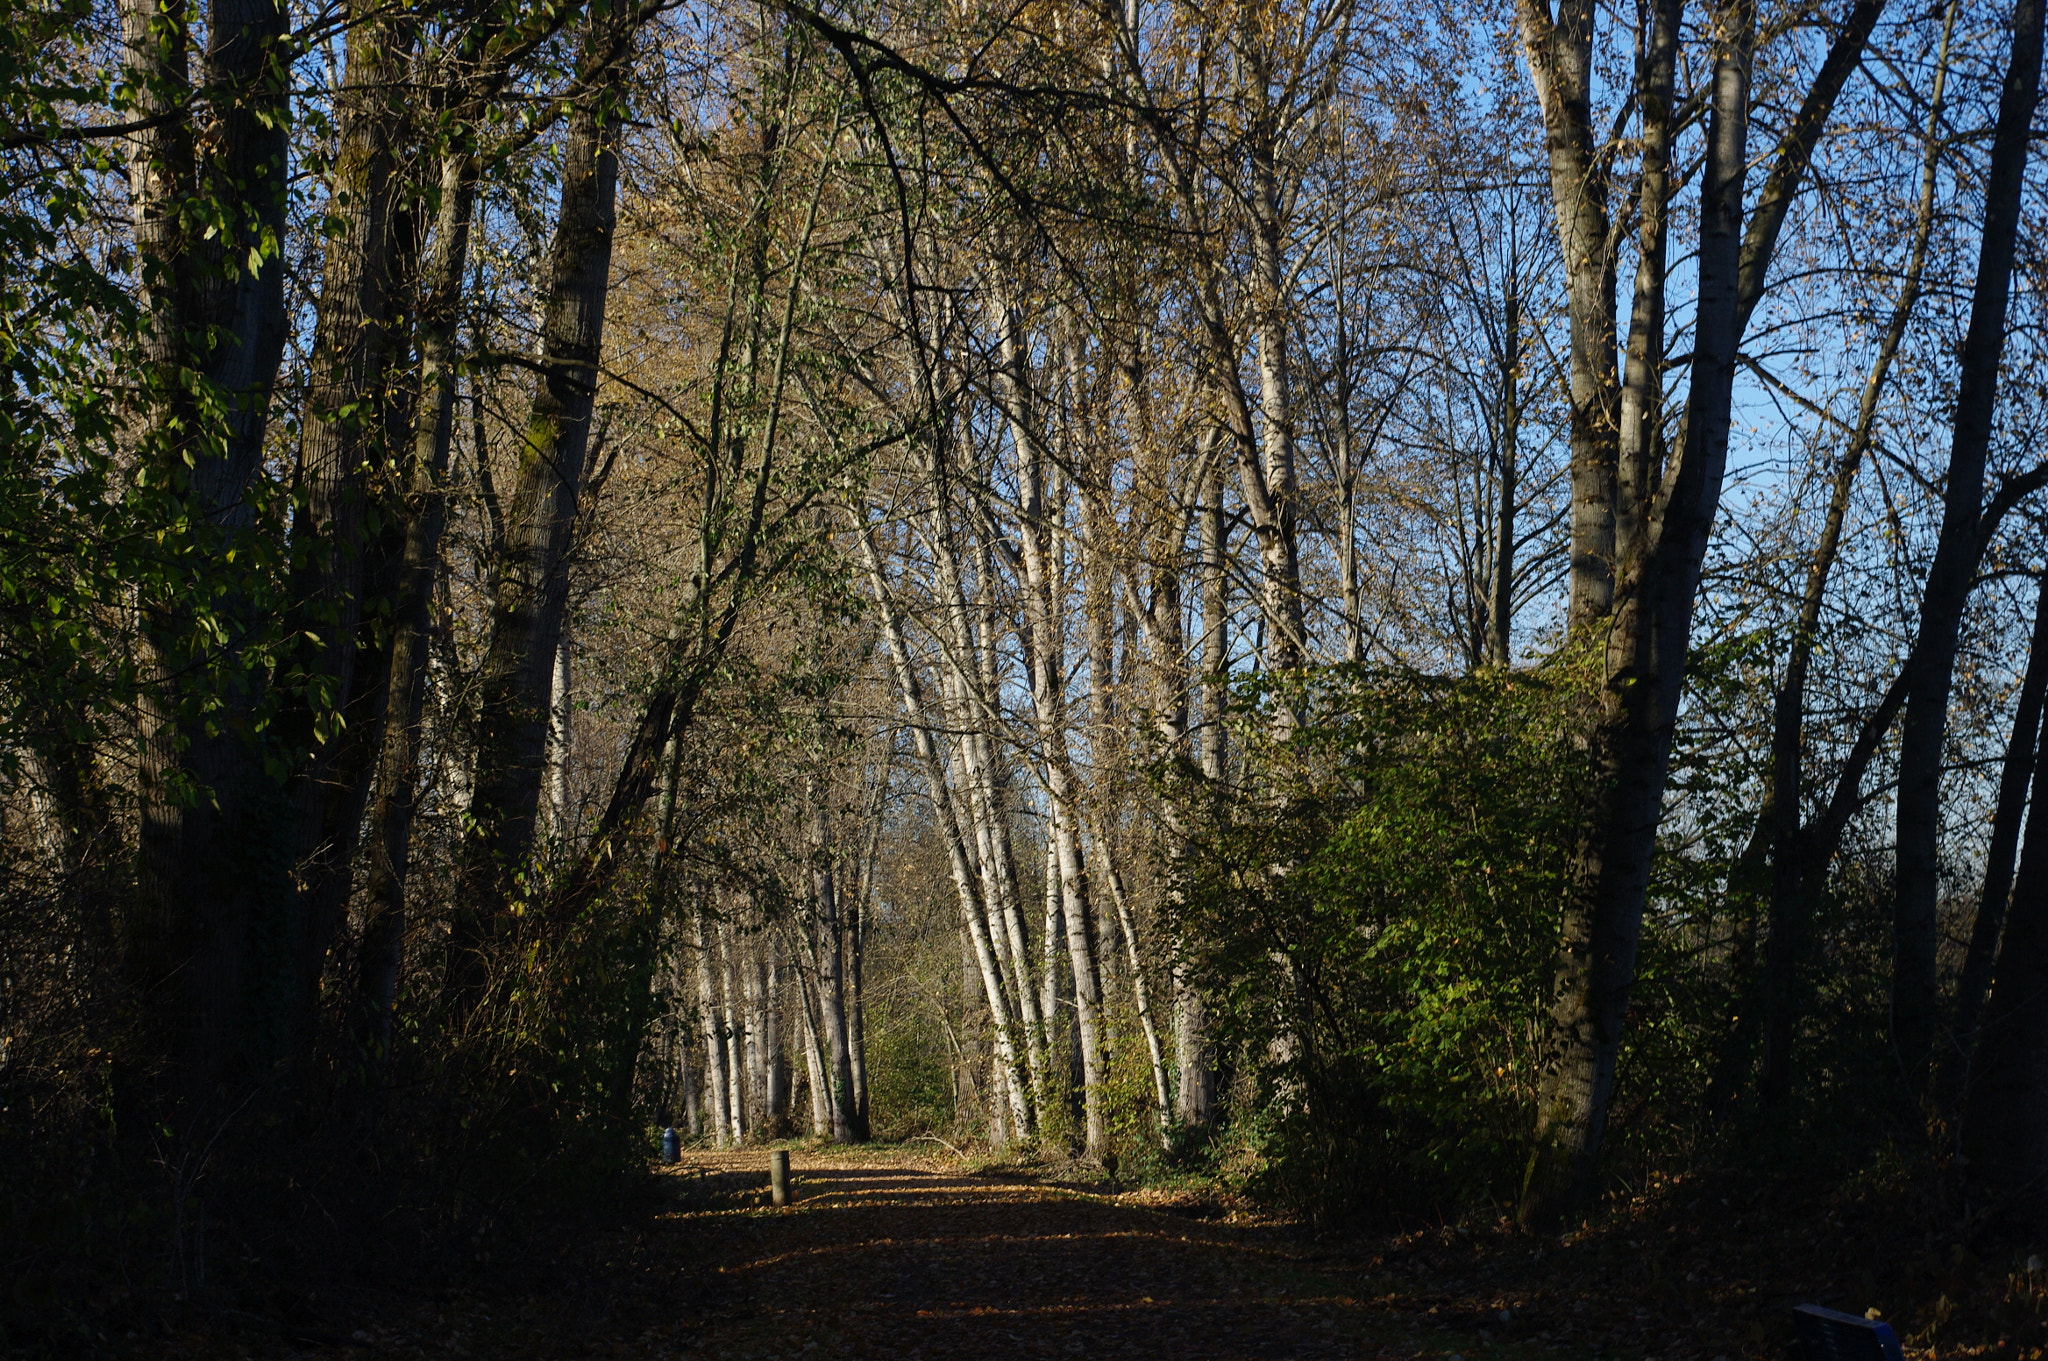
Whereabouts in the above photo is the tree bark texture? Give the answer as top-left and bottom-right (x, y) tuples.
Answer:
(1517, 0), (1617, 630)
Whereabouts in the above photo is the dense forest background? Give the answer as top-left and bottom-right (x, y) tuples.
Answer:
(5, 0), (2048, 1339)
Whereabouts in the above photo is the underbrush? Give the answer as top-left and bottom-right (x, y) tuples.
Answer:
(0, 865), (665, 1357)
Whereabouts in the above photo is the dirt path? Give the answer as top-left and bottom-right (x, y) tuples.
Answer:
(157, 1146), (1911, 1359)
(627, 1150), (1516, 1361)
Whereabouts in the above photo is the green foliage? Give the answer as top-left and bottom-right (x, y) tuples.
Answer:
(864, 988), (956, 1141)
(1171, 664), (1587, 1221)
(0, 13), (148, 760)
(0, 0), (308, 789)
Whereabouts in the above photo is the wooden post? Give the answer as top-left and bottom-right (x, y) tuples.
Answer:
(769, 1149), (791, 1206)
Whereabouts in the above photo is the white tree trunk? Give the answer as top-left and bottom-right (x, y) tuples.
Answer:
(762, 946), (789, 1129)
(720, 918), (747, 1142)
(924, 451), (1048, 1105)
(1042, 832), (1064, 1067)
(996, 301), (1110, 1156)
(694, 902), (733, 1148)
(855, 515), (1035, 1138)
(798, 965), (833, 1136)
(1095, 829), (1172, 1133)
(545, 628), (572, 842)
(812, 816), (860, 1140)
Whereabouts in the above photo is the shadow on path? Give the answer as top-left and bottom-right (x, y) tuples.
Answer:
(649, 1151), (1500, 1361)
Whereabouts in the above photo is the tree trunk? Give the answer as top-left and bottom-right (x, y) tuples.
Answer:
(996, 319), (1108, 1154)
(1522, 0), (1755, 1226)
(1517, 0), (1617, 630)
(848, 838), (872, 1129)
(282, 1), (419, 1046)
(1153, 141), (1303, 684)
(357, 146), (482, 1075)
(1244, 111), (1307, 671)
(1964, 607), (2048, 1197)
(1042, 832), (1067, 1088)
(720, 915), (748, 1140)
(1056, 811), (1110, 1156)
(537, 117), (836, 931)
(1758, 0), (1952, 1107)
(812, 798), (862, 1140)
(681, 1018), (702, 1139)
(693, 901), (732, 1148)
(1767, 461), (2048, 1025)
(762, 947), (790, 1130)
(1947, 572), (2048, 1104)
(1176, 448), (1229, 1127)
(924, 417), (1045, 1100)
(460, 37), (624, 956)
(1487, 277), (1521, 668)
(1097, 833), (1173, 1132)
(1892, 0), (2042, 1091)
(1516, 0), (1885, 1224)
(1612, 0), (1677, 575)
(857, 515), (1035, 1137)
(18, 737), (87, 881)
(798, 964), (833, 1136)
(124, 0), (293, 1096)
(546, 629), (574, 843)
(742, 933), (766, 1130)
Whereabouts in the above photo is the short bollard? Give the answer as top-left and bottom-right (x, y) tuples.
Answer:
(769, 1149), (792, 1206)
(660, 1127), (680, 1164)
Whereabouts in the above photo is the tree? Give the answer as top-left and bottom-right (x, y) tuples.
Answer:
(1892, 0), (2043, 1092)
(1516, 0), (1889, 1223)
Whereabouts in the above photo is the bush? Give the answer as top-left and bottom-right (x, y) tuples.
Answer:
(1172, 664), (1585, 1223)
(864, 991), (955, 1142)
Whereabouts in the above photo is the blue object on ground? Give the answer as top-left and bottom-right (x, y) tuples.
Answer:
(1792, 1304), (1904, 1361)
(661, 1127), (680, 1164)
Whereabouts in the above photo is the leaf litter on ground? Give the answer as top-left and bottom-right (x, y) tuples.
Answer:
(105, 1147), (2048, 1360)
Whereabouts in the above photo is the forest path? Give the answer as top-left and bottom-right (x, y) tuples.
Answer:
(639, 1149), (1523, 1361)
(239, 1146), (1856, 1361)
